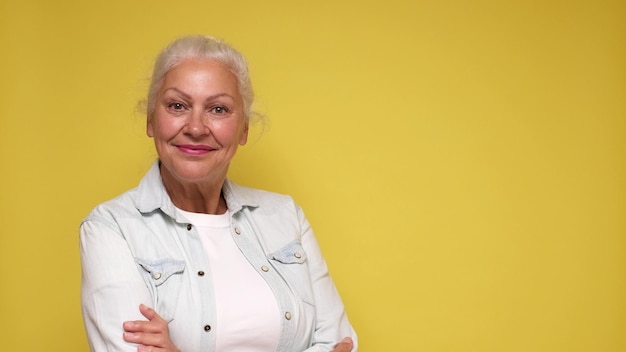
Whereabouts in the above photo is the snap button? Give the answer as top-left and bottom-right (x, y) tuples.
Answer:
(197, 271), (205, 276)
(234, 227), (241, 235)
(285, 312), (292, 320)
(152, 272), (162, 280)
(294, 252), (302, 259)
(204, 325), (211, 332)
(187, 224), (193, 231)
(261, 265), (269, 272)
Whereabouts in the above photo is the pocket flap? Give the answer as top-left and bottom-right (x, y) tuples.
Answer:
(135, 257), (186, 287)
(269, 241), (307, 264)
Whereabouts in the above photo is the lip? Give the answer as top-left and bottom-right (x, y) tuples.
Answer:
(176, 144), (215, 155)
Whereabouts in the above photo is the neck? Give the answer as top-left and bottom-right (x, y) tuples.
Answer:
(160, 166), (228, 214)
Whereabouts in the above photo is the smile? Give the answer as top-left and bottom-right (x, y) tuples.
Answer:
(176, 144), (214, 155)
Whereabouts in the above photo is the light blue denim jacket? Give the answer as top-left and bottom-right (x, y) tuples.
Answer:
(80, 162), (357, 352)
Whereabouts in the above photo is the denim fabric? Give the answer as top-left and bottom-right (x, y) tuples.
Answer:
(80, 161), (357, 352)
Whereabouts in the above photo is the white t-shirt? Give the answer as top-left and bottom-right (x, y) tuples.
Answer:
(177, 208), (281, 352)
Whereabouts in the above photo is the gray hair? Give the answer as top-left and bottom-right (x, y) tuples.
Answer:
(145, 35), (254, 121)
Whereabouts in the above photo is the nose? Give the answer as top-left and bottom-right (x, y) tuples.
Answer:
(183, 109), (209, 137)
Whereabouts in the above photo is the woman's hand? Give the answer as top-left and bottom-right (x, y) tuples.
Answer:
(123, 304), (180, 352)
(331, 337), (354, 352)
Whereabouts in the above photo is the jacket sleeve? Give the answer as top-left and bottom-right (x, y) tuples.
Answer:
(79, 216), (153, 352)
(297, 206), (358, 352)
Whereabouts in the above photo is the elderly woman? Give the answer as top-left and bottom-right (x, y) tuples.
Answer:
(80, 35), (357, 352)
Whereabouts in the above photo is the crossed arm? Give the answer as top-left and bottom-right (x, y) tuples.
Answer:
(81, 218), (355, 352)
(122, 304), (354, 352)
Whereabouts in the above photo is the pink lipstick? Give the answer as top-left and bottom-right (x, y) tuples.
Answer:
(176, 144), (214, 155)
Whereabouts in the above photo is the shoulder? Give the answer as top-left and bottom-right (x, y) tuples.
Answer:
(82, 161), (169, 227)
(225, 181), (311, 247)
(81, 187), (143, 228)
(224, 180), (300, 215)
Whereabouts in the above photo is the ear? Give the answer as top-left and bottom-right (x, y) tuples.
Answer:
(239, 123), (249, 146)
(146, 115), (154, 137)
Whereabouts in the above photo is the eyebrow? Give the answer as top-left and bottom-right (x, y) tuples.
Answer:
(162, 87), (234, 102)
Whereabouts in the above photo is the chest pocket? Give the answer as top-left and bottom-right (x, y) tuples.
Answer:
(269, 241), (314, 305)
(135, 257), (186, 321)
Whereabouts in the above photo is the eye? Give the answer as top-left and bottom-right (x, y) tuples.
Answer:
(165, 101), (190, 115)
(211, 106), (229, 114)
(167, 102), (187, 111)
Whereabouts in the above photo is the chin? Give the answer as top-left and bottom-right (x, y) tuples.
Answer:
(167, 162), (228, 183)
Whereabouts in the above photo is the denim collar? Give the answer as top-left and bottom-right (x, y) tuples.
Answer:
(135, 160), (259, 220)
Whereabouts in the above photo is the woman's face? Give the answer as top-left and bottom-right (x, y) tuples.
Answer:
(148, 58), (248, 185)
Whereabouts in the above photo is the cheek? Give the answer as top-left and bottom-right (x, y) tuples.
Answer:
(213, 121), (245, 143)
(151, 117), (181, 139)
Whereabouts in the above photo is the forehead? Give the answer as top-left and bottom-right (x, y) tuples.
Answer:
(162, 58), (239, 92)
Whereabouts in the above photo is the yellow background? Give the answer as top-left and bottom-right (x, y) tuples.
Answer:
(1, 0), (624, 351)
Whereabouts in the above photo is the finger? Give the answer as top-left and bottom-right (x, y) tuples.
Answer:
(123, 331), (141, 343)
(332, 343), (352, 352)
(137, 345), (166, 352)
(139, 304), (159, 321)
(124, 320), (151, 333)
(332, 337), (354, 352)
(124, 305), (168, 333)
(340, 337), (353, 345)
(124, 319), (169, 333)
(139, 304), (169, 327)
(123, 331), (168, 348)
